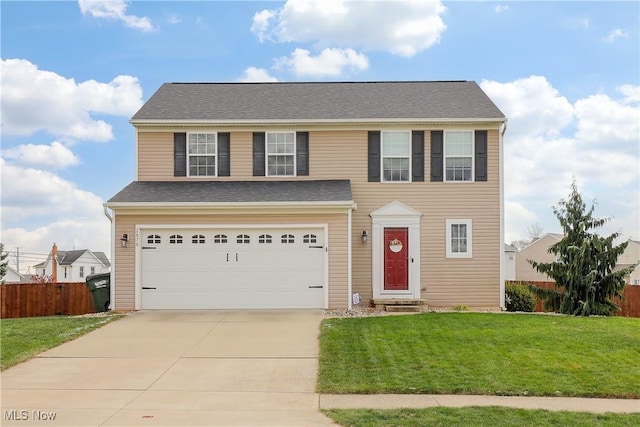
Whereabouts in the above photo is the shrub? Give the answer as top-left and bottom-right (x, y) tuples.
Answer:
(505, 282), (536, 312)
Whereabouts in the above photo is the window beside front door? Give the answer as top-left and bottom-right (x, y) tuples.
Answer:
(446, 219), (472, 258)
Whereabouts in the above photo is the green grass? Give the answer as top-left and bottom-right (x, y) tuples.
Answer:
(318, 313), (640, 398)
(0, 314), (123, 370)
(323, 407), (640, 427)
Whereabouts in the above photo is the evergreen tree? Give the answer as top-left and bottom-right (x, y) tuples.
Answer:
(0, 243), (8, 283)
(529, 180), (633, 316)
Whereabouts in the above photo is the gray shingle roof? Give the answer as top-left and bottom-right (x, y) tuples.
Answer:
(107, 180), (353, 204)
(131, 81), (505, 122)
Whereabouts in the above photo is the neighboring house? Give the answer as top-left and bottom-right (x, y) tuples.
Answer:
(2, 266), (27, 283)
(104, 81), (507, 311)
(33, 243), (111, 282)
(617, 239), (640, 285)
(504, 244), (517, 281)
(516, 234), (640, 285)
(515, 233), (563, 282)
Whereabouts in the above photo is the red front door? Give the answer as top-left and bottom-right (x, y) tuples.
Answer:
(384, 228), (409, 291)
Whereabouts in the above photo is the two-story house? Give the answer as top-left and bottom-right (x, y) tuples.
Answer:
(104, 81), (507, 311)
(33, 243), (111, 282)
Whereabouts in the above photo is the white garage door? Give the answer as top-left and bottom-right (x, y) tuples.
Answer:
(140, 227), (326, 309)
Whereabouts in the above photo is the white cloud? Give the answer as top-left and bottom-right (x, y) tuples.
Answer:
(78, 0), (154, 32)
(275, 48), (369, 77)
(603, 28), (628, 43)
(481, 75), (574, 138)
(237, 67), (279, 82)
(0, 158), (111, 263)
(574, 88), (640, 148)
(1, 58), (143, 141)
(168, 15), (181, 25)
(251, 0), (447, 57)
(481, 76), (639, 241)
(494, 5), (509, 13)
(2, 141), (80, 169)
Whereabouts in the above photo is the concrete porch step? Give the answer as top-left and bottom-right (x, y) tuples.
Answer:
(371, 299), (427, 310)
(384, 305), (423, 313)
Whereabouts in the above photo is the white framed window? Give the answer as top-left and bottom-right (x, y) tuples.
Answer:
(381, 131), (411, 182)
(446, 219), (472, 258)
(64, 268), (68, 279)
(90, 266), (95, 275)
(79, 266), (85, 278)
(266, 132), (295, 176)
(188, 132), (217, 177)
(444, 131), (473, 182)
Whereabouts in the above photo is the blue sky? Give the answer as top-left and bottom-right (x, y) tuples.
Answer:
(1, 0), (639, 273)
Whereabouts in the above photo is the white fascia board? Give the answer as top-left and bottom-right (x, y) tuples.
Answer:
(103, 201), (356, 215)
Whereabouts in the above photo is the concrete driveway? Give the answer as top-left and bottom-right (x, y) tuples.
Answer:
(1, 310), (337, 426)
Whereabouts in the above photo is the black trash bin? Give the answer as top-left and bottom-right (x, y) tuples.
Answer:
(85, 273), (111, 312)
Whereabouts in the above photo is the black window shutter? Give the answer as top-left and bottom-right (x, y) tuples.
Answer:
(296, 132), (309, 176)
(430, 131), (443, 182)
(253, 132), (266, 176)
(474, 130), (488, 182)
(174, 133), (186, 177)
(218, 132), (230, 177)
(368, 131), (381, 182)
(412, 131), (425, 182)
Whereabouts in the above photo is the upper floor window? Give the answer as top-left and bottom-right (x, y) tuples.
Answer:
(188, 133), (216, 177)
(79, 266), (85, 278)
(381, 131), (411, 182)
(444, 131), (473, 182)
(446, 219), (472, 258)
(266, 132), (295, 176)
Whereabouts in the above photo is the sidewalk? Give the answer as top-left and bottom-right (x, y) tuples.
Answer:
(319, 394), (640, 414)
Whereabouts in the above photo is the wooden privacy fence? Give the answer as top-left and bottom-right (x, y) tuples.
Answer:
(514, 281), (640, 318)
(1, 282), (95, 319)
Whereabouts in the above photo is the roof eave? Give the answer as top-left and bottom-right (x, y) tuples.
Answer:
(104, 200), (356, 209)
(129, 117), (507, 127)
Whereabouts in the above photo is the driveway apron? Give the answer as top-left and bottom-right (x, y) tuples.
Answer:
(1, 310), (337, 426)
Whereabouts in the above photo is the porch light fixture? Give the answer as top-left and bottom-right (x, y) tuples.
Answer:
(120, 233), (129, 247)
(361, 230), (368, 243)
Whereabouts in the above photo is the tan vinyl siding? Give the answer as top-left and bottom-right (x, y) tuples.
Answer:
(515, 234), (560, 282)
(132, 127), (502, 308)
(112, 212), (348, 310)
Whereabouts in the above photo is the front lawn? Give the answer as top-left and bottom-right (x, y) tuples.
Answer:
(318, 313), (640, 397)
(0, 314), (123, 370)
(323, 407), (640, 427)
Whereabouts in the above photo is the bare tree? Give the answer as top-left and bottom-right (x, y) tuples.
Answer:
(526, 222), (544, 241)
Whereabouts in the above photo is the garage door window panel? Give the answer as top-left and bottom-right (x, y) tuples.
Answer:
(214, 234), (227, 244)
(259, 234), (273, 244)
(303, 234), (317, 244)
(147, 235), (161, 244)
(170, 234), (183, 244)
(192, 234), (205, 244)
(281, 234), (295, 244)
(237, 234), (250, 244)
(188, 133), (217, 177)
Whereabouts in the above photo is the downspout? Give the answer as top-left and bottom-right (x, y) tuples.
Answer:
(499, 119), (508, 310)
(103, 206), (115, 311)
